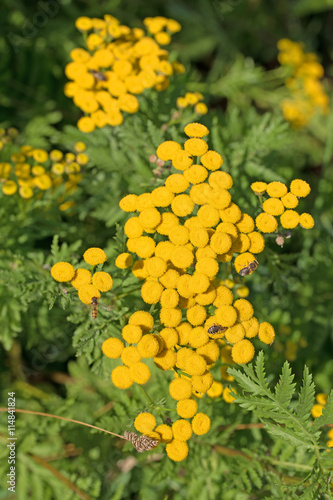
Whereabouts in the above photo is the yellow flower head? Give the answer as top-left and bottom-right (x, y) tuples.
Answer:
(256, 213), (278, 233)
(299, 213), (314, 229)
(115, 253), (133, 269)
(191, 413), (211, 435)
(169, 225), (190, 246)
(78, 284), (101, 304)
(196, 341), (220, 364)
(155, 424), (173, 443)
(166, 440), (189, 461)
(290, 179), (311, 197)
(128, 311), (154, 333)
(248, 232), (265, 254)
(137, 334), (160, 357)
(171, 194), (194, 217)
(111, 365), (133, 389)
(172, 419), (193, 441)
(251, 182), (267, 195)
(129, 361), (151, 384)
(215, 305), (237, 327)
(311, 404), (324, 418)
(122, 324), (142, 344)
(141, 280), (163, 304)
(184, 138), (208, 157)
(280, 210), (300, 229)
(102, 337), (124, 358)
(220, 203), (242, 223)
(183, 164), (208, 184)
(160, 289), (179, 308)
(119, 194), (138, 212)
(151, 186), (174, 207)
(176, 398), (198, 418)
(171, 245), (194, 269)
(160, 307), (182, 327)
(154, 348), (177, 370)
(223, 387), (236, 403)
(266, 181), (288, 198)
(207, 381), (223, 398)
(195, 102), (208, 115)
(83, 247), (107, 265)
(172, 150), (193, 171)
(184, 122), (209, 138)
(132, 260), (148, 280)
(92, 271), (113, 292)
(263, 198), (285, 216)
(71, 268), (92, 289)
(225, 323), (245, 344)
(281, 193), (299, 209)
(231, 339), (255, 364)
(134, 412), (156, 433)
(195, 257), (219, 278)
(139, 207), (161, 229)
(51, 262), (75, 282)
(258, 322), (275, 344)
(200, 150), (223, 171)
(2, 180), (18, 195)
(156, 141), (181, 161)
(169, 377), (192, 401)
(233, 299), (254, 321)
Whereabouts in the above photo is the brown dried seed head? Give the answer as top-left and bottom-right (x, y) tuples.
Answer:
(149, 154), (157, 163)
(276, 235), (285, 246)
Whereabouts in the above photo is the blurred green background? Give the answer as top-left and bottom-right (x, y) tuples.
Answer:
(1, 0), (333, 498)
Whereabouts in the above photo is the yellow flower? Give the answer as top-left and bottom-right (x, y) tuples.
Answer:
(263, 198), (285, 216)
(170, 245), (194, 269)
(156, 141), (181, 161)
(183, 164), (208, 184)
(233, 252), (256, 274)
(157, 212), (180, 235)
(258, 322), (275, 344)
(122, 324), (142, 344)
(192, 370), (214, 392)
(184, 138), (208, 156)
(215, 305), (237, 327)
(155, 31), (171, 45)
(166, 18), (182, 32)
(225, 324), (245, 344)
(102, 337), (124, 358)
(133, 236), (156, 258)
(232, 234), (250, 253)
(189, 227), (209, 248)
(176, 398), (198, 418)
(266, 181), (288, 198)
(184, 122), (209, 138)
(172, 150), (193, 171)
(134, 412), (156, 433)
(129, 361), (151, 384)
(311, 404), (324, 418)
(159, 327), (179, 348)
(299, 213), (314, 229)
(129, 311), (154, 332)
(220, 203), (242, 223)
(172, 419), (193, 442)
(115, 253), (133, 269)
(111, 365), (133, 389)
(124, 217), (143, 238)
(169, 377), (192, 400)
(223, 387), (236, 403)
(71, 268), (92, 289)
(233, 299), (254, 321)
(316, 393), (328, 405)
(51, 262), (75, 282)
(251, 182), (267, 195)
(138, 207), (161, 229)
(248, 231), (265, 253)
(236, 214), (254, 233)
(119, 194), (138, 212)
(19, 186), (34, 199)
(197, 204), (220, 227)
(151, 186), (174, 207)
(137, 334), (160, 358)
(231, 339), (255, 364)
(200, 150), (223, 170)
(213, 285), (233, 307)
(2, 180), (18, 195)
(171, 194), (194, 217)
(154, 349), (177, 370)
(159, 268), (179, 289)
(281, 192), (299, 209)
(196, 341), (220, 364)
(83, 247), (107, 265)
(75, 16), (93, 31)
(195, 102), (208, 115)
(255, 213), (278, 233)
(78, 284), (101, 304)
(155, 424), (173, 443)
(195, 257), (219, 278)
(160, 307), (182, 327)
(169, 225), (190, 246)
(166, 440), (189, 461)
(191, 413), (211, 435)
(280, 210), (300, 229)
(0, 162), (12, 178)
(160, 289), (179, 308)
(132, 260), (148, 280)
(32, 149), (48, 163)
(242, 317), (259, 338)
(92, 271), (113, 292)
(290, 179), (311, 197)
(207, 381), (223, 398)
(77, 116), (95, 133)
(141, 280), (163, 304)
(216, 221), (238, 239)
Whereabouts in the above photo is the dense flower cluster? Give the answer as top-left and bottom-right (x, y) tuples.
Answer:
(277, 39), (329, 128)
(176, 92), (208, 115)
(50, 247), (112, 312)
(65, 15), (184, 133)
(311, 394), (333, 448)
(0, 130), (87, 209)
(251, 180), (314, 234)
(100, 121), (286, 460)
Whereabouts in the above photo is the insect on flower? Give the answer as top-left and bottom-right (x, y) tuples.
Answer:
(91, 296), (99, 320)
(208, 324), (227, 335)
(88, 69), (107, 82)
(239, 259), (259, 277)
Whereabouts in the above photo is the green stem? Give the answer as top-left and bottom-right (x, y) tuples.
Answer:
(137, 385), (166, 424)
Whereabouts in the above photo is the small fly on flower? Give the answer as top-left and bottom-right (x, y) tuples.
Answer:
(89, 69), (107, 82)
(208, 324), (227, 335)
(91, 296), (99, 320)
(239, 259), (259, 277)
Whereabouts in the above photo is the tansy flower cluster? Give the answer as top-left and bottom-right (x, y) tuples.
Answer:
(0, 133), (87, 208)
(277, 39), (329, 128)
(311, 394), (333, 448)
(251, 180), (314, 235)
(50, 247), (113, 310)
(0, 127), (19, 149)
(100, 121), (281, 461)
(176, 92), (208, 115)
(65, 15), (185, 133)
